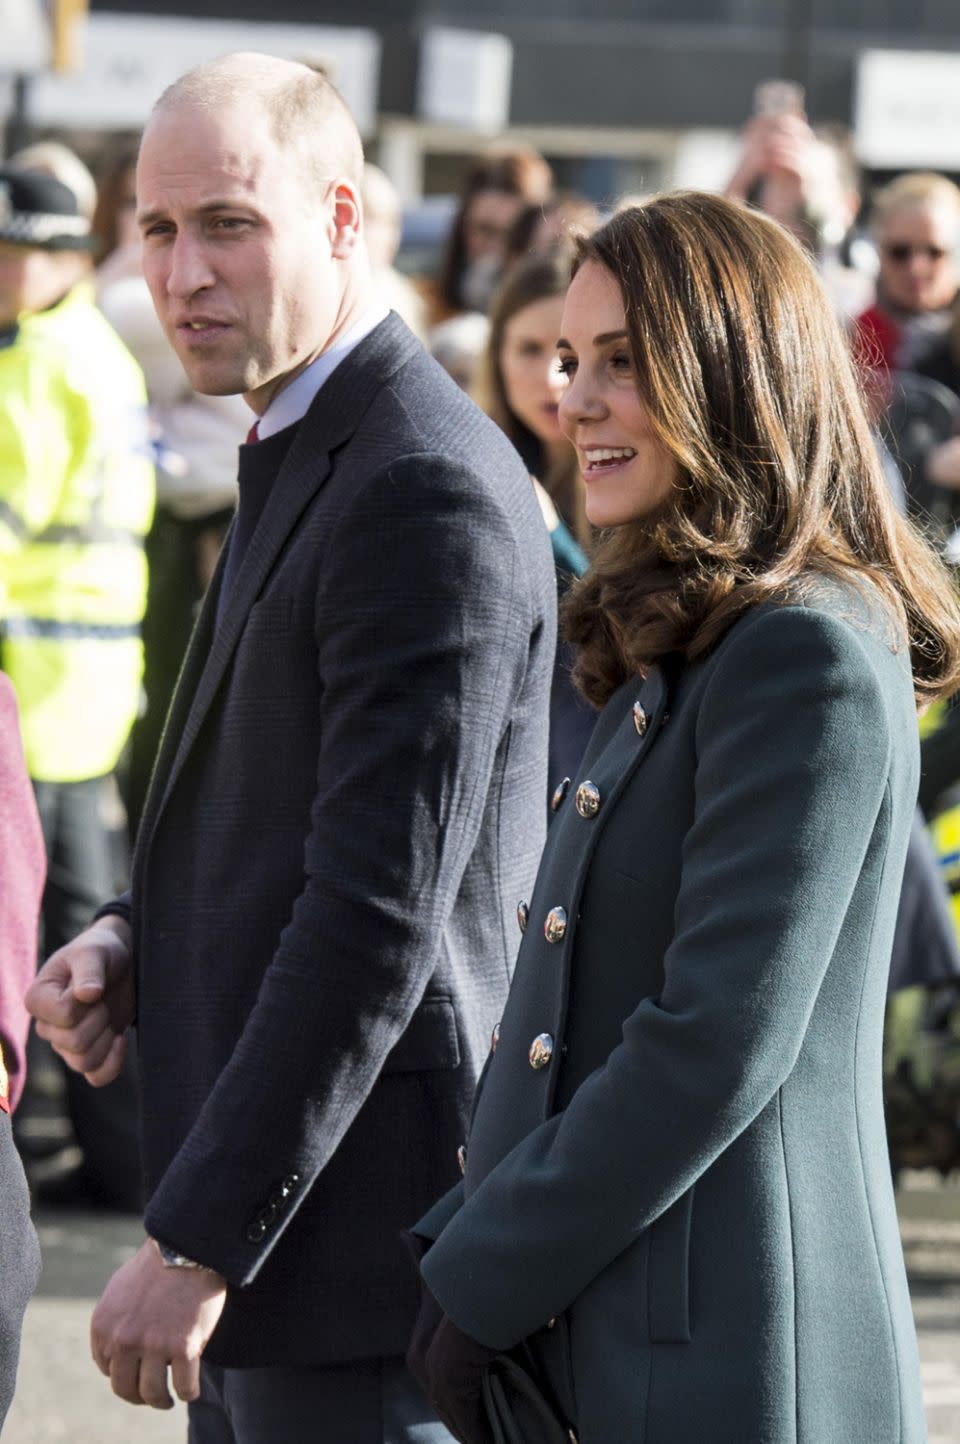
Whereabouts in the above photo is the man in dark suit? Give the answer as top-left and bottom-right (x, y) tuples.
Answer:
(26, 52), (555, 1441)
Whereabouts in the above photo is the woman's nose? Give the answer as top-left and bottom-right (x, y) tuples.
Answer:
(559, 368), (605, 429)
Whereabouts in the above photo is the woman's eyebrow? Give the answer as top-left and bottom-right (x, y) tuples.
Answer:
(556, 329), (628, 350)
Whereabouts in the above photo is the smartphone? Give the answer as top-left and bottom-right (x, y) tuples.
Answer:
(754, 80), (805, 117)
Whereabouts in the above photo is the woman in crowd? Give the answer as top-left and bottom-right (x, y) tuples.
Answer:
(852, 175), (960, 531)
(427, 148), (554, 324)
(856, 171), (960, 380)
(503, 191), (601, 273)
(408, 193), (960, 1443)
(479, 251), (595, 789)
(480, 251), (589, 549)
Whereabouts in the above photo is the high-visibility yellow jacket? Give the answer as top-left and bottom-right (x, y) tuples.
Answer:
(0, 284), (154, 782)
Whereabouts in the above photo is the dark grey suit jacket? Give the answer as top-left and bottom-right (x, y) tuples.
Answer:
(115, 314), (556, 1366)
(419, 578), (926, 1443)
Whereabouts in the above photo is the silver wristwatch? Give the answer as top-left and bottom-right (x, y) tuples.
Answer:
(153, 1238), (208, 1271)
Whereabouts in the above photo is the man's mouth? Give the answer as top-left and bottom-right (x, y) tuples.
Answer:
(177, 318), (231, 341)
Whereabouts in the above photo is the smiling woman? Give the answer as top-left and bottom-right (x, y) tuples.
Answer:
(410, 193), (960, 1444)
(557, 261), (677, 530)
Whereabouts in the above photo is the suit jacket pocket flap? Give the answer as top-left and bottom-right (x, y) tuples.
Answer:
(383, 998), (461, 1074)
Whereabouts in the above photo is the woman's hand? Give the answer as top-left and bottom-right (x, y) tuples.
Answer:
(407, 1294), (497, 1444)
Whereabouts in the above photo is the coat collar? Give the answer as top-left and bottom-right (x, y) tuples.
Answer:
(136, 312), (422, 865)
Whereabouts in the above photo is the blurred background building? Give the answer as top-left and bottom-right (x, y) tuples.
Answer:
(5, 2), (960, 216)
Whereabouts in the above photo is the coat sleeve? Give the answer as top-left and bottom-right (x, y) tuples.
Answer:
(143, 454), (550, 1282)
(0, 677), (44, 1111)
(421, 604), (902, 1349)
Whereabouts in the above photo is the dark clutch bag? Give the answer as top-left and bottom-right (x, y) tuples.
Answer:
(482, 1353), (578, 1444)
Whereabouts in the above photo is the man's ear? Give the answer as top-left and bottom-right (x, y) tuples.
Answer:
(330, 180), (362, 259)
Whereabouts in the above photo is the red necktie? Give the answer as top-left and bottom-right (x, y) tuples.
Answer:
(245, 421), (260, 445)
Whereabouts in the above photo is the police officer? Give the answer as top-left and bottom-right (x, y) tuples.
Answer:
(0, 167), (154, 1207)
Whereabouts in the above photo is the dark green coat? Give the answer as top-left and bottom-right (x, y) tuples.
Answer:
(417, 580), (927, 1444)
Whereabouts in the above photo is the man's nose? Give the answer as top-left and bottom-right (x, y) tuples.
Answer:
(165, 236), (215, 299)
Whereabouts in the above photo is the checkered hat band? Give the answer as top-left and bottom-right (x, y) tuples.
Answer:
(0, 212), (90, 244)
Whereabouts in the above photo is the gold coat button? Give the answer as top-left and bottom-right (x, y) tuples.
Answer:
(575, 780), (601, 818)
(491, 1021), (501, 1053)
(529, 1033), (554, 1070)
(551, 777), (571, 812)
(543, 906), (567, 944)
(457, 1143), (467, 1175)
(517, 899), (529, 933)
(633, 700), (648, 736)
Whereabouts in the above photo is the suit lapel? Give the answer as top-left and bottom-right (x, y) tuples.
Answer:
(138, 312), (423, 861)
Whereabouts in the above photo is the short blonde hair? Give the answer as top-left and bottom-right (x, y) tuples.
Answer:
(154, 52), (364, 192)
(871, 172), (960, 237)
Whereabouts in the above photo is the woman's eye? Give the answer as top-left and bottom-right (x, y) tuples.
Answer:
(610, 352), (632, 371)
(556, 356), (577, 377)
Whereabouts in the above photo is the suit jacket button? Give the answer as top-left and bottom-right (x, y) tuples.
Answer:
(246, 1220), (267, 1243)
(551, 777), (571, 812)
(517, 899), (529, 933)
(544, 906), (567, 944)
(633, 700), (648, 736)
(529, 1033), (554, 1070)
(457, 1144), (467, 1176)
(575, 781), (601, 818)
(491, 1020), (501, 1053)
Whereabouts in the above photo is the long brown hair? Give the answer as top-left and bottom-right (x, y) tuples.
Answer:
(438, 149), (553, 312)
(91, 146), (139, 263)
(478, 249), (589, 547)
(563, 192), (960, 707)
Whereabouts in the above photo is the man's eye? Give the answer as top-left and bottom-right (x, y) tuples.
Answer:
(212, 217), (249, 232)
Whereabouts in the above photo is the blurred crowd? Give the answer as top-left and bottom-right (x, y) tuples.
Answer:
(2, 87), (960, 1218)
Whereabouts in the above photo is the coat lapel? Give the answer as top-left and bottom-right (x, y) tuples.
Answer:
(137, 313), (422, 863)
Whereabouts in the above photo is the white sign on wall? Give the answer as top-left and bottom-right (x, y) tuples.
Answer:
(855, 49), (960, 170)
(26, 13), (381, 133)
(418, 26), (513, 135)
(1, 0), (50, 73)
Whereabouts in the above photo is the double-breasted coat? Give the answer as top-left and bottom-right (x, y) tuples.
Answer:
(417, 578), (927, 1444)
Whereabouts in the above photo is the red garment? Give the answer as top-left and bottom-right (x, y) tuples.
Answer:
(0, 675), (44, 1111)
(853, 303), (902, 372)
(852, 303), (903, 419)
